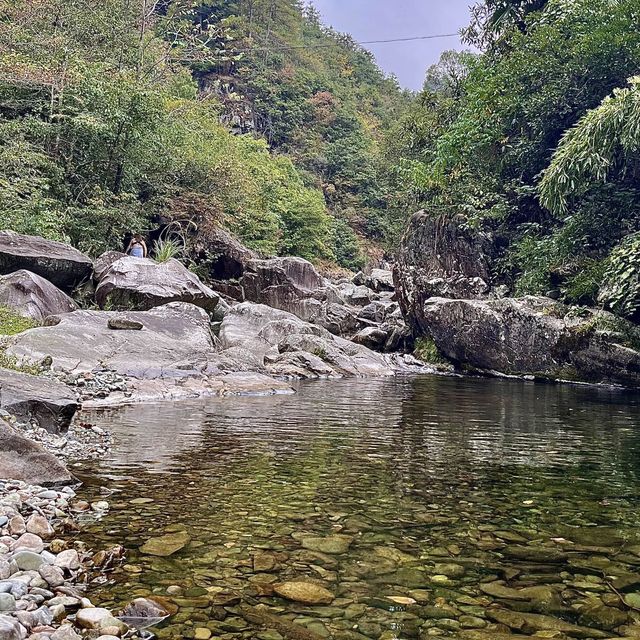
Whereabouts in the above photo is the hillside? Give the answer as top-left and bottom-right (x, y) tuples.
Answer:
(0, 0), (408, 269)
(389, 0), (640, 318)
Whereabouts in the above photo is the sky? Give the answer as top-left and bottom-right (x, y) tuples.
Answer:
(310, 1), (474, 91)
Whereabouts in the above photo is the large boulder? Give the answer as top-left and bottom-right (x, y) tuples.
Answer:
(240, 257), (328, 313)
(93, 250), (127, 282)
(0, 368), (78, 433)
(423, 296), (640, 386)
(219, 302), (393, 378)
(0, 231), (92, 292)
(0, 270), (77, 322)
(95, 256), (219, 312)
(197, 226), (259, 280)
(394, 211), (494, 334)
(6, 303), (217, 379)
(0, 417), (74, 485)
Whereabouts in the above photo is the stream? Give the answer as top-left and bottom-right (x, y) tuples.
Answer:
(74, 375), (640, 639)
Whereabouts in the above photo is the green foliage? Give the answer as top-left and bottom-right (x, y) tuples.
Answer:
(0, 0), (384, 260)
(390, 0), (640, 313)
(0, 306), (37, 335)
(185, 0), (411, 263)
(600, 234), (640, 318)
(540, 77), (640, 216)
(413, 337), (449, 366)
(153, 238), (183, 263)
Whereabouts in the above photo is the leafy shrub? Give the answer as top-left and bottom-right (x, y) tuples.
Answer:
(599, 234), (640, 318)
(153, 238), (183, 262)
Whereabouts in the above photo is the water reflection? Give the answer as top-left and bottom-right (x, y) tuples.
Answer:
(76, 375), (640, 639)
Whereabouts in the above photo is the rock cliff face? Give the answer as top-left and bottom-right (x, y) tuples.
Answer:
(394, 211), (494, 335)
(395, 212), (640, 386)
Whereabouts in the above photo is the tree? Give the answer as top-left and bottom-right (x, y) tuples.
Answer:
(540, 76), (640, 216)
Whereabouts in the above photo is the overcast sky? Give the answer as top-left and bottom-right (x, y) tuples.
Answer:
(310, 1), (474, 91)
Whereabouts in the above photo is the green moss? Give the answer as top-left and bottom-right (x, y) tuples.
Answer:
(413, 336), (449, 366)
(0, 307), (41, 374)
(0, 306), (37, 335)
(0, 350), (41, 375)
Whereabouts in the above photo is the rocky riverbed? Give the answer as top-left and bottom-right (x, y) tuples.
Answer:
(63, 376), (640, 640)
(0, 479), (127, 640)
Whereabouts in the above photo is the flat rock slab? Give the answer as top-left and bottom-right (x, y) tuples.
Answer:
(6, 303), (217, 379)
(0, 368), (78, 433)
(0, 417), (74, 486)
(140, 531), (190, 556)
(0, 269), (77, 323)
(0, 230), (92, 292)
(95, 256), (219, 312)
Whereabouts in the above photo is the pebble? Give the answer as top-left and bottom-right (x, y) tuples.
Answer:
(0, 481), (128, 640)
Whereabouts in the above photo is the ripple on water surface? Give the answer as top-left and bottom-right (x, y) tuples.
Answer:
(76, 375), (640, 639)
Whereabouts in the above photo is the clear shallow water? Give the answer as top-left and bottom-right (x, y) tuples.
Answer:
(76, 376), (640, 639)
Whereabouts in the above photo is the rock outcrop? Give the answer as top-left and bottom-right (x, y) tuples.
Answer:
(95, 256), (219, 312)
(93, 250), (127, 282)
(0, 368), (78, 433)
(5, 303), (293, 403)
(424, 296), (640, 386)
(219, 302), (394, 378)
(0, 270), (77, 322)
(394, 211), (494, 334)
(0, 231), (92, 292)
(7, 303), (217, 378)
(0, 418), (74, 485)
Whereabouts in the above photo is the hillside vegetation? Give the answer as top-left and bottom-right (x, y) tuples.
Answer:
(389, 0), (640, 316)
(0, 0), (407, 267)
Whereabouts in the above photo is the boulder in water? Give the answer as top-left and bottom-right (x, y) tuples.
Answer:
(423, 295), (640, 386)
(273, 581), (335, 605)
(140, 530), (190, 557)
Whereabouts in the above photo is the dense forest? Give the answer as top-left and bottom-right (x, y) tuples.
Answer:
(0, 0), (408, 270)
(391, 0), (640, 317)
(1, 0), (640, 312)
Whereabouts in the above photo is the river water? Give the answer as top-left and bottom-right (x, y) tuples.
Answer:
(75, 375), (640, 639)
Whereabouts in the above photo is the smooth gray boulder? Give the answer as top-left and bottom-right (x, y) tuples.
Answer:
(240, 256), (328, 317)
(0, 231), (92, 292)
(6, 303), (217, 379)
(93, 250), (127, 282)
(423, 296), (640, 386)
(95, 256), (219, 312)
(219, 302), (393, 378)
(0, 368), (78, 433)
(0, 417), (74, 486)
(0, 270), (77, 322)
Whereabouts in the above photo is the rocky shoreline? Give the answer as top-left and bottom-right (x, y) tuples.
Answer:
(0, 478), (126, 640)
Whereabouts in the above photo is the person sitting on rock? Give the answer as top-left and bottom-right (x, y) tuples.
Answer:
(126, 233), (147, 258)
